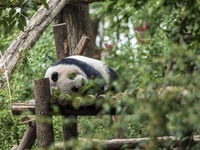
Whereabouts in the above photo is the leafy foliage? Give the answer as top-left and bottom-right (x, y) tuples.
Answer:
(90, 0), (200, 149)
(0, 0), (48, 33)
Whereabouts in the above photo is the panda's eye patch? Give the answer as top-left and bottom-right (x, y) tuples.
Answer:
(52, 72), (58, 82)
(68, 73), (76, 80)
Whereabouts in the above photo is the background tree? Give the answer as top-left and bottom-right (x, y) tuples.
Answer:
(54, 3), (98, 57)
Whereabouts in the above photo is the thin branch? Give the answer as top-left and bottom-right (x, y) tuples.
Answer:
(0, 50), (15, 145)
(161, 59), (173, 91)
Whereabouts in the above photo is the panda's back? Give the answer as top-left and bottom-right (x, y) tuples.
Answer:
(67, 55), (110, 83)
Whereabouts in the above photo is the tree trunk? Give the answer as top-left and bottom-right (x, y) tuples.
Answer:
(54, 3), (98, 57)
(54, 4), (98, 148)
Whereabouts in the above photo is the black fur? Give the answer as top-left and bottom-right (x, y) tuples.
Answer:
(51, 72), (58, 82)
(51, 58), (118, 96)
(52, 58), (106, 91)
(52, 58), (104, 79)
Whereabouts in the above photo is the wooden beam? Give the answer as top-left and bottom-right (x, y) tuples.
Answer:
(34, 78), (54, 148)
(12, 104), (35, 115)
(62, 115), (78, 144)
(11, 102), (116, 116)
(12, 103), (115, 116)
(54, 136), (200, 150)
(73, 35), (90, 55)
(53, 23), (69, 60)
(0, 0), (105, 89)
(17, 121), (36, 150)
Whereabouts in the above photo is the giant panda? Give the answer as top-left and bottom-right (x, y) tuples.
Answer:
(45, 55), (118, 96)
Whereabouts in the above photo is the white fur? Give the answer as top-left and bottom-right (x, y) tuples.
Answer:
(68, 55), (110, 83)
(45, 56), (112, 94)
(45, 64), (88, 94)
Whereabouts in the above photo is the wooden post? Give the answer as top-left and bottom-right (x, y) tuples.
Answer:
(53, 23), (69, 60)
(62, 115), (78, 140)
(34, 78), (54, 148)
(52, 23), (78, 149)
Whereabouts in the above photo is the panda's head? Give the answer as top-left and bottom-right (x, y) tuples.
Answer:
(45, 64), (88, 94)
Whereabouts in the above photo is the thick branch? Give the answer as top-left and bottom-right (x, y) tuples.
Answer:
(73, 35), (91, 55)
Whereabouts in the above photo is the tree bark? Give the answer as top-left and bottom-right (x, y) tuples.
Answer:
(54, 4), (98, 148)
(34, 78), (54, 148)
(54, 3), (98, 57)
(53, 23), (69, 60)
(53, 22), (78, 148)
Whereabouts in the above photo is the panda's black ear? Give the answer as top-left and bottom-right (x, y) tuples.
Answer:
(52, 72), (58, 82)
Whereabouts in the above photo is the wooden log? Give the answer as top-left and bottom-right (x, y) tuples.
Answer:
(12, 103), (35, 115)
(54, 136), (200, 150)
(11, 102), (117, 116)
(53, 23), (69, 60)
(73, 35), (91, 55)
(11, 94), (119, 116)
(34, 78), (54, 148)
(0, 0), (105, 89)
(17, 121), (36, 150)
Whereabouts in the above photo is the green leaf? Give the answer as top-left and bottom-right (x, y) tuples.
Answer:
(8, 20), (16, 30)
(17, 22), (24, 31)
(21, 10), (29, 17)
(2, 20), (8, 29)
(20, 15), (26, 26)
(9, 8), (16, 17)
(18, 0), (24, 4)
